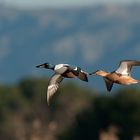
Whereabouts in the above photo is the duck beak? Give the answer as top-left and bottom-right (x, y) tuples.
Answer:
(36, 64), (45, 68)
(89, 71), (96, 75)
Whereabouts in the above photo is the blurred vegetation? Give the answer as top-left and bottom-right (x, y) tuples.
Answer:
(0, 77), (140, 140)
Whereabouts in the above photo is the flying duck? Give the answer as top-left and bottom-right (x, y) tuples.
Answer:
(89, 60), (140, 92)
(36, 63), (88, 105)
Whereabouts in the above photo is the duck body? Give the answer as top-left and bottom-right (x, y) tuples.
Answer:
(36, 63), (88, 105)
(54, 64), (79, 78)
(105, 72), (138, 85)
(90, 60), (140, 92)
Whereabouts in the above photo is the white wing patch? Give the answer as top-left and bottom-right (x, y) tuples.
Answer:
(81, 70), (88, 75)
(116, 69), (129, 75)
(74, 67), (78, 70)
(54, 64), (69, 71)
(115, 62), (129, 75)
(54, 64), (70, 74)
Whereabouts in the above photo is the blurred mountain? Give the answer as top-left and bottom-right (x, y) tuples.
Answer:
(0, 4), (140, 87)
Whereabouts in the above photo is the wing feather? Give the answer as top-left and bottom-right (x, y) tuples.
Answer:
(103, 78), (114, 92)
(78, 71), (88, 82)
(47, 74), (63, 105)
(72, 67), (88, 82)
(116, 60), (140, 75)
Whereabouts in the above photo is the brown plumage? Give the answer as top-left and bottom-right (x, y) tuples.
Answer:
(90, 60), (140, 92)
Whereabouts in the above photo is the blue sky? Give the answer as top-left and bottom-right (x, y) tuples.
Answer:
(1, 0), (140, 9)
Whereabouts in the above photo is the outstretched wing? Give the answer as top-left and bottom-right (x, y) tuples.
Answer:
(71, 67), (88, 82)
(47, 74), (64, 105)
(103, 78), (114, 92)
(115, 60), (140, 76)
(78, 70), (88, 82)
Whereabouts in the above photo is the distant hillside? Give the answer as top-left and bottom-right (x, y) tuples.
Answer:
(0, 4), (140, 90)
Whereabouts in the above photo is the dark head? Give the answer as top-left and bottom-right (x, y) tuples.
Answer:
(36, 63), (54, 69)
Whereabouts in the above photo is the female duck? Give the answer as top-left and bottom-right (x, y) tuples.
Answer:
(90, 60), (140, 92)
(36, 63), (88, 105)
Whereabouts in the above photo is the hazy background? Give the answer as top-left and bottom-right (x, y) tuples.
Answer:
(0, 0), (140, 140)
(1, 0), (140, 9)
(0, 0), (140, 91)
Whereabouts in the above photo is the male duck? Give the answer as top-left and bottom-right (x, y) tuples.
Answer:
(90, 60), (140, 92)
(36, 63), (88, 105)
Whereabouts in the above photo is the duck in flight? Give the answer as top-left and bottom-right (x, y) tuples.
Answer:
(89, 60), (140, 92)
(36, 63), (88, 105)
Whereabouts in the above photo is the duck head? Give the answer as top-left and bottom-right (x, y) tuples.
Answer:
(89, 70), (108, 77)
(36, 63), (54, 70)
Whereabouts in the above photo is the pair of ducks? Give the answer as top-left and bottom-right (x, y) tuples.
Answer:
(36, 60), (140, 105)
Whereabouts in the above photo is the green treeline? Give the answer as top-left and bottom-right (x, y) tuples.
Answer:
(0, 77), (140, 140)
